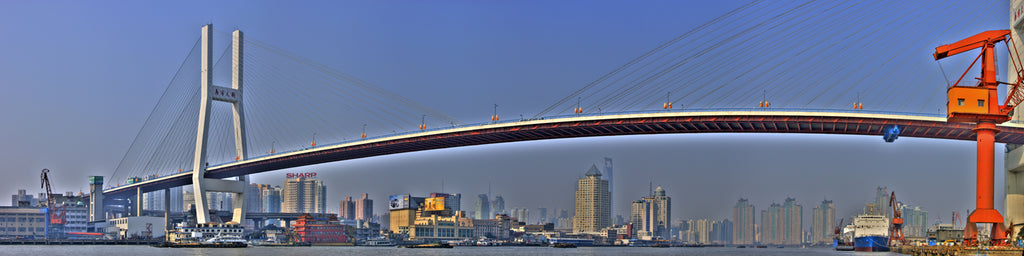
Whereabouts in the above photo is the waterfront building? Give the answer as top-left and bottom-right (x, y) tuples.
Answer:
(388, 194), (425, 234)
(339, 196), (355, 220)
(733, 198), (755, 245)
(409, 211), (475, 241)
(292, 213), (349, 245)
(355, 193), (373, 221)
(473, 214), (512, 240)
(283, 177), (327, 213)
(630, 186), (671, 240)
(0, 206), (47, 239)
(474, 194), (490, 219)
(573, 164), (611, 233)
(106, 216), (165, 239)
(811, 199), (835, 244)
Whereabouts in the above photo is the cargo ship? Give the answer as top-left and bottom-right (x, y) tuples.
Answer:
(850, 211), (890, 252)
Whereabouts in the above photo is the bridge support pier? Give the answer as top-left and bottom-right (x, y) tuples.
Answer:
(191, 24), (248, 224)
(1005, 144), (1024, 236)
(163, 188), (170, 233)
(134, 187), (143, 217)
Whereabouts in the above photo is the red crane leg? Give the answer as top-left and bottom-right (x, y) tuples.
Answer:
(969, 121), (1003, 224)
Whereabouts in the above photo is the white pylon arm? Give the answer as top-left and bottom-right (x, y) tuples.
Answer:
(192, 24), (248, 224)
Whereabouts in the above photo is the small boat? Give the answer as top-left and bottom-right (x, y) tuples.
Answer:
(736, 245), (747, 248)
(651, 243), (670, 248)
(552, 242), (577, 248)
(756, 245), (768, 248)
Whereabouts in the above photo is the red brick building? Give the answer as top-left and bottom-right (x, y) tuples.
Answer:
(293, 213), (349, 245)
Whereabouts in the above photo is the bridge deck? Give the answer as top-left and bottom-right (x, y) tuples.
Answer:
(105, 110), (1024, 197)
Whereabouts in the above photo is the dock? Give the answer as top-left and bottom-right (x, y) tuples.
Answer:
(0, 239), (156, 245)
(895, 246), (1024, 256)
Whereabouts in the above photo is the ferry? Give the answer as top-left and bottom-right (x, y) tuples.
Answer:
(850, 211), (890, 252)
(360, 236), (396, 246)
(157, 223), (248, 248)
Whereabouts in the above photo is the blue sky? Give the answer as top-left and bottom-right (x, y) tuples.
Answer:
(0, 0), (1014, 224)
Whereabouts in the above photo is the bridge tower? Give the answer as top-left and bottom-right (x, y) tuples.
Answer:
(191, 24), (248, 224)
(1008, 0), (1024, 238)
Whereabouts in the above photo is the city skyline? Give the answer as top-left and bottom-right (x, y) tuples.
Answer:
(0, 0), (1003, 231)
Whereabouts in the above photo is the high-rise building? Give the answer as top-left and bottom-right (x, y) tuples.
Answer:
(573, 164), (611, 233)
(733, 198), (755, 245)
(492, 195), (505, 215)
(903, 205), (928, 237)
(261, 186), (282, 213)
(247, 184), (273, 213)
(760, 198), (803, 245)
(282, 177), (327, 213)
(604, 157), (613, 218)
(143, 190), (164, 211)
(474, 194), (490, 219)
(630, 186), (671, 240)
(207, 192), (233, 211)
(537, 207), (548, 224)
(430, 192), (461, 212)
(715, 219), (733, 244)
(183, 190), (195, 211)
(339, 196), (355, 220)
(355, 193), (373, 221)
(811, 199), (835, 244)
(874, 187), (890, 217)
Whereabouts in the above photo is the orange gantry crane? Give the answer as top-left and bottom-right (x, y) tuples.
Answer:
(933, 29), (1024, 246)
(889, 192), (906, 246)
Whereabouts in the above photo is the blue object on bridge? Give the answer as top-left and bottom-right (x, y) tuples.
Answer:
(883, 125), (900, 143)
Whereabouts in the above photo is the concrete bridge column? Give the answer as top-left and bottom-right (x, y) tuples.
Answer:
(134, 187), (143, 217)
(164, 188), (171, 232)
(1005, 145), (1024, 233)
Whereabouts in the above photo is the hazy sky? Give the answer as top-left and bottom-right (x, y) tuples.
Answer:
(0, 0), (1012, 225)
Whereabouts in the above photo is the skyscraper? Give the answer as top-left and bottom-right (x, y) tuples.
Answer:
(492, 195), (505, 215)
(537, 207), (548, 224)
(630, 186), (671, 240)
(811, 199), (835, 244)
(573, 164), (611, 233)
(475, 194), (490, 219)
(778, 197), (802, 243)
(874, 187), (890, 217)
(261, 186), (281, 213)
(282, 177), (327, 213)
(604, 157), (613, 218)
(247, 184), (274, 212)
(903, 205), (928, 237)
(339, 196), (355, 220)
(733, 198), (755, 245)
(355, 193), (373, 221)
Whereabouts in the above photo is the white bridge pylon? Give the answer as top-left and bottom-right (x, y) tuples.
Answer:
(192, 24), (247, 224)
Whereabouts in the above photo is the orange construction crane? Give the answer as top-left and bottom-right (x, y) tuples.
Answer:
(889, 192), (906, 246)
(933, 29), (1024, 245)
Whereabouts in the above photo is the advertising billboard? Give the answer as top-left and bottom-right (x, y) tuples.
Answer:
(424, 197), (446, 211)
(389, 194), (411, 210)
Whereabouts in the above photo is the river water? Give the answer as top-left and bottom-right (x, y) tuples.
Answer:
(4, 245), (903, 255)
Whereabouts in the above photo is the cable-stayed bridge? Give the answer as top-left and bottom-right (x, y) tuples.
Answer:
(96, 0), (1024, 230)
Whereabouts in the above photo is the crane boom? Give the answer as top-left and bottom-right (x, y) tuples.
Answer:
(934, 30), (1010, 60)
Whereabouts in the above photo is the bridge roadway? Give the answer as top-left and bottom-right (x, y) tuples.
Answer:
(103, 109), (1024, 199)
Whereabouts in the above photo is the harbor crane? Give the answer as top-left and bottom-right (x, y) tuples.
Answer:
(933, 29), (1024, 246)
(889, 192), (906, 246)
(40, 169), (66, 239)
